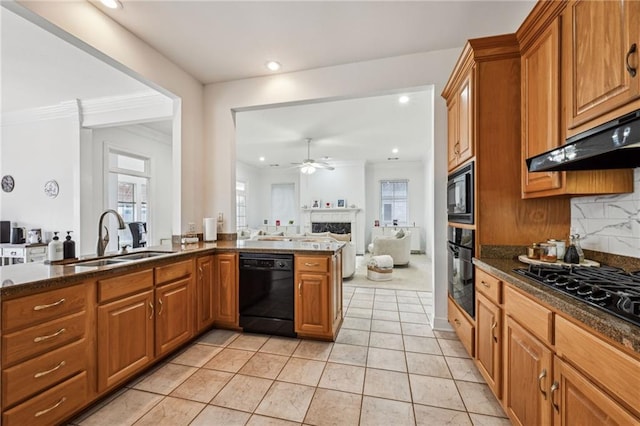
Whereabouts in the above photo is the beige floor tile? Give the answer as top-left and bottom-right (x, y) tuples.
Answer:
(370, 319), (401, 334)
(190, 405), (251, 426)
(414, 404), (472, 426)
(446, 357), (486, 383)
(396, 295), (421, 304)
(439, 339), (472, 358)
(351, 293), (375, 301)
(374, 295), (397, 303)
(456, 381), (507, 417)
(77, 389), (162, 426)
(304, 388), (362, 426)
(170, 343), (222, 367)
(406, 352), (452, 378)
(399, 311), (429, 323)
(368, 331), (404, 350)
(363, 368), (411, 402)
(228, 333), (269, 351)
(133, 397), (204, 426)
(347, 307), (373, 318)
(409, 374), (466, 411)
(366, 347), (407, 372)
(132, 363), (197, 395)
(336, 328), (370, 346)
(398, 303), (425, 313)
(239, 352), (289, 379)
(71, 388), (126, 424)
(170, 369), (233, 403)
(360, 396), (415, 426)
(277, 357), (326, 386)
(373, 301), (398, 311)
(401, 322), (435, 337)
(371, 309), (400, 321)
(260, 336), (300, 356)
(318, 362), (365, 394)
(328, 343), (368, 366)
(210, 374), (273, 412)
(403, 335), (442, 355)
(246, 414), (301, 425)
(355, 287), (376, 294)
(203, 348), (255, 372)
(197, 329), (240, 347)
(396, 290), (419, 297)
(348, 299), (374, 309)
(341, 316), (372, 331)
(254, 381), (315, 422)
(292, 340), (333, 361)
(467, 413), (513, 426)
(375, 289), (396, 295)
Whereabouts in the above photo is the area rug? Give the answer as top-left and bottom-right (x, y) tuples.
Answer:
(343, 254), (432, 292)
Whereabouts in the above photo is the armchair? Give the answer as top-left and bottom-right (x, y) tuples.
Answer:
(370, 231), (411, 266)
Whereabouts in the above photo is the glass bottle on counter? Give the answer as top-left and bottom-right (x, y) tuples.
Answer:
(573, 234), (585, 263)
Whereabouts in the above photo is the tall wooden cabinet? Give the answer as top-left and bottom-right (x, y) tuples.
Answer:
(518, 1), (633, 199)
(213, 253), (238, 328)
(447, 72), (473, 171)
(196, 255), (216, 332)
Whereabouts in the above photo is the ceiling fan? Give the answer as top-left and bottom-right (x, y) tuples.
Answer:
(291, 138), (334, 174)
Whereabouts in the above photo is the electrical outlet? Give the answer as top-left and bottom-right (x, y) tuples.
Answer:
(187, 222), (196, 233)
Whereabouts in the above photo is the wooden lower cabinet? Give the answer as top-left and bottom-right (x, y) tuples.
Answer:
(447, 296), (474, 357)
(504, 315), (553, 426)
(155, 277), (192, 356)
(552, 357), (638, 425)
(196, 255), (215, 331)
(214, 253), (238, 327)
(475, 291), (502, 397)
(97, 289), (154, 392)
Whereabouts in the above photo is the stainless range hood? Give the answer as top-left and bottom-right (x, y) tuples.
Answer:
(526, 110), (640, 172)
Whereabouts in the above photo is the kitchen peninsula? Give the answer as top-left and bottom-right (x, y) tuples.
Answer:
(0, 240), (344, 426)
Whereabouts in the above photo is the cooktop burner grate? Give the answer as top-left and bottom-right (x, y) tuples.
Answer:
(514, 264), (640, 328)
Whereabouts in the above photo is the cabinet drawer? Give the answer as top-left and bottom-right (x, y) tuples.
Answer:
(295, 256), (329, 273)
(504, 285), (553, 345)
(2, 310), (86, 366)
(155, 259), (192, 284)
(448, 297), (474, 357)
(28, 246), (47, 256)
(2, 284), (86, 331)
(475, 268), (502, 304)
(2, 338), (87, 408)
(98, 269), (153, 303)
(555, 316), (640, 415)
(2, 371), (87, 426)
(3, 248), (25, 258)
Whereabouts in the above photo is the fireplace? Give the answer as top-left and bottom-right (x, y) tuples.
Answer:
(312, 222), (351, 234)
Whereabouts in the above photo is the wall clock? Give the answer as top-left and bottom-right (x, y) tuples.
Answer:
(1, 175), (15, 193)
(44, 179), (59, 198)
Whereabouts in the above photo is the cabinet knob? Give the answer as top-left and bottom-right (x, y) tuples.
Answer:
(626, 43), (637, 77)
(481, 281), (490, 288)
(149, 302), (154, 320)
(491, 321), (498, 343)
(298, 282), (302, 297)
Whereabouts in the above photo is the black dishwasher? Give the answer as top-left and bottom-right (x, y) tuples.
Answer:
(239, 252), (296, 337)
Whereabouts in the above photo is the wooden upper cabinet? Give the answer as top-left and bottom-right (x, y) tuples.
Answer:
(563, 0), (640, 135)
(446, 69), (474, 171)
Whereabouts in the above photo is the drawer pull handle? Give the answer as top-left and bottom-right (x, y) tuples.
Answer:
(481, 281), (490, 288)
(34, 328), (66, 343)
(550, 381), (560, 412)
(158, 298), (163, 316)
(34, 396), (67, 417)
(304, 262), (320, 267)
(453, 318), (461, 326)
(537, 369), (547, 399)
(34, 361), (66, 378)
(149, 302), (154, 320)
(33, 298), (66, 311)
(626, 43), (637, 77)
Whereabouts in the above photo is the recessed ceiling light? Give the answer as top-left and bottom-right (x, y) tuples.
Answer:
(100, 0), (122, 9)
(398, 95), (410, 104)
(265, 61), (281, 71)
(392, 148), (399, 154)
(259, 156), (265, 162)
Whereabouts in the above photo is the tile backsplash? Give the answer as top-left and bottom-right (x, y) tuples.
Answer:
(571, 168), (640, 258)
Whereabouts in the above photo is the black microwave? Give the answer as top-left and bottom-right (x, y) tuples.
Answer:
(447, 162), (474, 224)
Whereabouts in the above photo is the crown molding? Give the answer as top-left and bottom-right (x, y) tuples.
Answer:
(1, 100), (80, 125)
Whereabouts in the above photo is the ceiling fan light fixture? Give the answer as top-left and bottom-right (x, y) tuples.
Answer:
(300, 164), (316, 174)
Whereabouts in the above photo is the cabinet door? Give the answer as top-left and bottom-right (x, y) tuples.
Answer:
(196, 255), (215, 331)
(564, 0), (640, 132)
(457, 72), (473, 164)
(295, 272), (330, 336)
(552, 357), (639, 425)
(447, 96), (460, 171)
(214, 253), (238, 327)
(331, 253), (343, 330)
(97, 290), (154, 392)
(155, 276), (193, 357)
(504, 316), (553, 426)
(475, 292), (502, 397)
(522, 17), (563, 195)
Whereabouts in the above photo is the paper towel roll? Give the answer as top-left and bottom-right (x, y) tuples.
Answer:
(203, 218), (217, 241)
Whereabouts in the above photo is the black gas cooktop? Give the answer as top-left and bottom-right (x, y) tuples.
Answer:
(514, 264), (640, 328)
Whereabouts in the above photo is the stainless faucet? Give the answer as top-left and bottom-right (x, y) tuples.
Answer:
(97, 209), (126, 256)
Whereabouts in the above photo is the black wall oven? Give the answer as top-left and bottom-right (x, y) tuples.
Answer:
(447, 226), (475, 318)
(447, 162), (474, 224)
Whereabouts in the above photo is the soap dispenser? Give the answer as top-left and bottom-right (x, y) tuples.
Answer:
(63, 231), (76, 259)
(48, 232), (64, 261)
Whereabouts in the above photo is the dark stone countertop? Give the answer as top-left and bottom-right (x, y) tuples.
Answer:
(474, 256), (640, 354)
(1, 240), (343, 298)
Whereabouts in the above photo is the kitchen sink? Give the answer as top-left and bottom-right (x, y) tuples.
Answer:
(73, 258), (130, 267)
(114, 251), (173, 261)
(70, 250), (175, 268)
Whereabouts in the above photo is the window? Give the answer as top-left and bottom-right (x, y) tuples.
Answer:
(236, 181), (247, 230)
(380, 180), (408, 225)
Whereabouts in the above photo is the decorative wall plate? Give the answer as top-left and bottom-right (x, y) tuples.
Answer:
(1, 175), (14, 193)
(44, 179), (59, 198)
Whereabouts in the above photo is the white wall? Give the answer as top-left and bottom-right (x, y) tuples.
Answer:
(571, 168), (640, 258)
(365, 160), (426, 252)
(205, 49), (458, 330)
